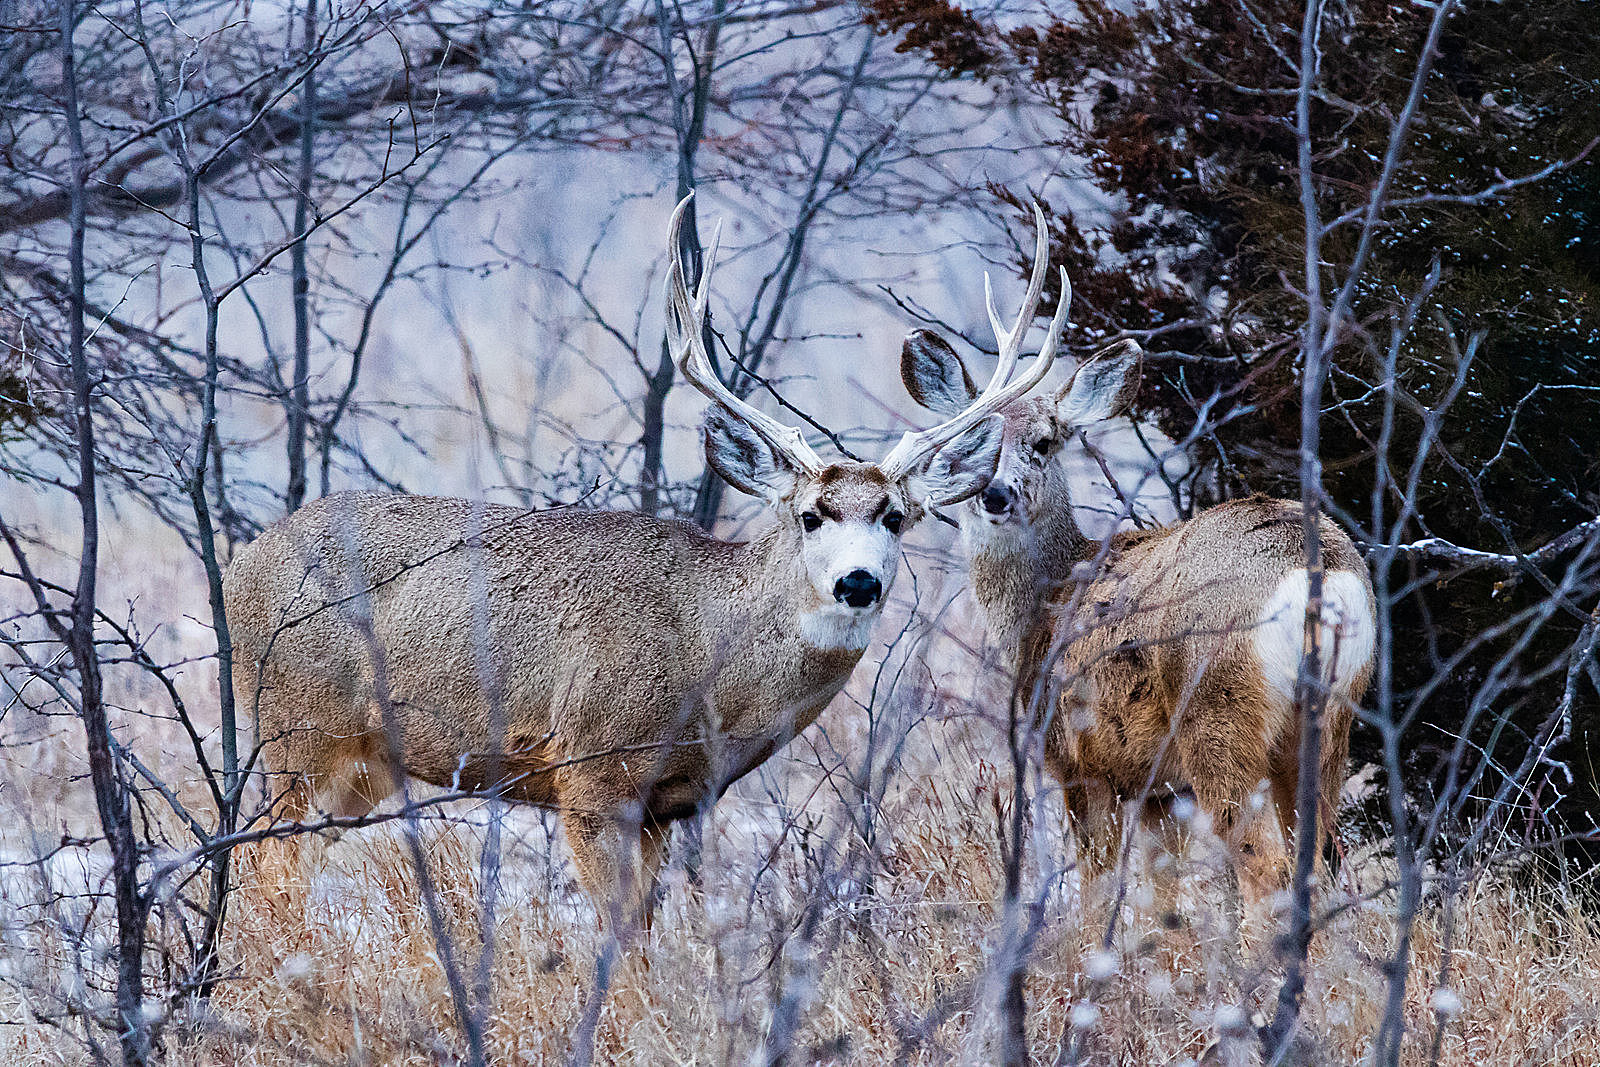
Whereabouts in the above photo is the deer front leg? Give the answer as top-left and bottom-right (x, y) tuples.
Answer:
(560, 801), (667, 933)
(638, 821), (670, 934)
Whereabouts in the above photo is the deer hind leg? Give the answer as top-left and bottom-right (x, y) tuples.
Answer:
(1317, 699), (1354, 880)
(1268, 696), (1354, 884)
(250, 729), (396, 924)
(1140, 794), (1189, 936)
(246, 724), (318, 924)
(244, 765), (316, 928)
(1177, 680), (1292, 914)
(306, 733), (399, 823)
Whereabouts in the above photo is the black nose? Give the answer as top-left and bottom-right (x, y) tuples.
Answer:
(980, 485), (1012, 515)
(833, 569), (882, 608)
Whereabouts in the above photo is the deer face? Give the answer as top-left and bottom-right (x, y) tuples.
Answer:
(970, 395), (1071, 528)
(702, 409), (1001, 649)
(791, 465), (907, 616)
(901, 331), (1142, 543)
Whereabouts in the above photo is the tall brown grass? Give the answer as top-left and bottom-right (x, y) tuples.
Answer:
(4, 761), (1596, 1064)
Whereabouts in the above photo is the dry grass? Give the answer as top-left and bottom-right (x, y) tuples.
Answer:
(4, 755), (1598, 1065)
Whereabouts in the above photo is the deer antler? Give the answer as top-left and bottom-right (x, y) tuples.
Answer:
(666, 192), (825, 476)
(879, 200), (1070, 480)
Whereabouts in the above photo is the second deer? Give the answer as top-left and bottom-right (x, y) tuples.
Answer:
(902, 330), (1376, 911)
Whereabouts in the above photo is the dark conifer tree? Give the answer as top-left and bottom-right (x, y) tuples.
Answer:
(870, 0), (1600, 870)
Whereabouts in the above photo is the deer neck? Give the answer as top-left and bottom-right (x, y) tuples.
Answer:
(965, 494), (1089, 663)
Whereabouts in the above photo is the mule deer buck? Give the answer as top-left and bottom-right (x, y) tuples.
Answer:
(902, 331), (1376, 909)
(224, 196), (1072, 922)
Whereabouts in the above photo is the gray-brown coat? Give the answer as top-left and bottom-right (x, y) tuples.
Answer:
(225, 480), (924, 918)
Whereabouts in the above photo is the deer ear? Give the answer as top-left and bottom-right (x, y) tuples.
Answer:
(901, 330), (978, 416)
(1054, 339), (1142, 426)
(702, 408), (801, 502)
(905, 415), (1003, 508)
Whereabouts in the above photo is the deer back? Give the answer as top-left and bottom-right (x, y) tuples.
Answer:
(1026, 496), (1375, 789)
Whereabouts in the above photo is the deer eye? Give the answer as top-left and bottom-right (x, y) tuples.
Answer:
(883, 511), (904, 535)
(801, 511), (823, 533)
(1032, 437), (1052, 456)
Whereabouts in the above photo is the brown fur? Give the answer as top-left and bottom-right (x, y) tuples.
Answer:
(1003, 496), (1372, 895)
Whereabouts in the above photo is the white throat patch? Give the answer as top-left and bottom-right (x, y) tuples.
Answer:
(798, 605), (877, 652)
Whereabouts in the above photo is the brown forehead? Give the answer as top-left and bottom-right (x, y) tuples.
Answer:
(815, 463), (888, 487)
(1000, 397), (1058, 442)
(803, 463), (896, 517)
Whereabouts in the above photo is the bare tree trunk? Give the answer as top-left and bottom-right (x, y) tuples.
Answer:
(993, 683), (1037, 1067)
(61, 4), (149, 1060)
(285, 0), (318, 512)
(1267, 4), (1459, 1058)
(183, 91), (241, 1016)
(640, 0), (722, 518)
(186, 291), (239, 1001)
(1262, 4), (1331, 1058)
(114, 0), (248, 1002)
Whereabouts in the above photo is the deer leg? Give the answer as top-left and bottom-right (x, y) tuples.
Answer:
(1178, 687), (1291, 912)
(1269, 698), (1353, 886)
(561, 807), (622, 925)
(560, 800), (660, 933)
(251, 731), (394, 925)
(1142, 802), (1187, 934)
(1268, 743), (1300, 853)
(246, 773), (318, 928)
(246, 649), (388, 914)
(1317, 700), (1354, 880)
(309, 733), (397, 822)
(1221, 798), (1290, 905)
(638, 821), (670, 934)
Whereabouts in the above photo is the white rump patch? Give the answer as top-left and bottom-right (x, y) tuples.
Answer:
(1253, 569), (1376, 699)
(799, 606), (877, 652)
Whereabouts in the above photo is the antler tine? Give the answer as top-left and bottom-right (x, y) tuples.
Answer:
(880, 200), (1070, 480)
(665, 193), (824, 475)
(982, 199), (1050, 387)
